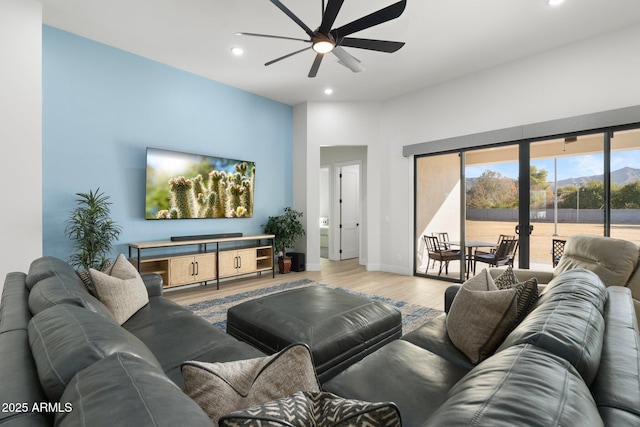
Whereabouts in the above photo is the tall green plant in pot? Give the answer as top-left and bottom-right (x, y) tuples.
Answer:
(65, 188), (122, 275)
(262, 207), (305, 273)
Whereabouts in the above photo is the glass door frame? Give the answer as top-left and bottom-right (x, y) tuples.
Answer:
(413, 123), (640, 280)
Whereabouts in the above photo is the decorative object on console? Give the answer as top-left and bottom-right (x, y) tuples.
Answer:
(262, 207), (305, 273)
(145, 147), (255, 219)
(219, 391), (402, 427)
(89, 253), (149, 324)
(64, 188), (122, 289)
(181, 344), (320, 424)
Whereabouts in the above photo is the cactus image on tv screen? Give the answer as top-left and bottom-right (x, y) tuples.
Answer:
(145, 147), (255, 219)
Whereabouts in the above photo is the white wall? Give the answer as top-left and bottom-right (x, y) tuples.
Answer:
(0, 0), (43, 292)
(295, 102), (382, 271)
(296, 23), (640, 276)
(380, 23), (640, 275)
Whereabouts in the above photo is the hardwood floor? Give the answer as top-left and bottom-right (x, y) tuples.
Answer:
(164, 258), (452, 311)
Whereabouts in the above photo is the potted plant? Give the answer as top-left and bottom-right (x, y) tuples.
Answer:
(65, 188), (123, 276)
(262, 207), (305, 273)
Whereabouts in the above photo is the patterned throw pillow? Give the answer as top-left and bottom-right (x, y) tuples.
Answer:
(219, 391), (401, 427)
(182, 344), (320, 424)
(89, 253), (149, 324)
(78, 259), (113, 297)
(493, 266), (519, 289)
(446, 269), (518, 364)
(494, 267), (538, 322)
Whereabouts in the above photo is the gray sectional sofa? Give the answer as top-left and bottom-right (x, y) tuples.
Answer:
(2, 234), (640, 426)
(325, 268), (640, 426)
(0, 256), (264, 426)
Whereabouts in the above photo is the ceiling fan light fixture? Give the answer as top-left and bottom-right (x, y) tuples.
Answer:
(312, 39), (335, 54)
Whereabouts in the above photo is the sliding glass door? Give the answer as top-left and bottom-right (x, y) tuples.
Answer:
(414, 125), (640, 280)
(415, 152), (464, 281)
(528, 134), (605, 269)
(609, 128), (640, 244)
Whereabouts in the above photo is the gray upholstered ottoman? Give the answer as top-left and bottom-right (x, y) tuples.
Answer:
(226, 286), (402, 383)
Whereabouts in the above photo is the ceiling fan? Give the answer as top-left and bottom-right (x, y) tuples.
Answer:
(238, 0), (407, 78)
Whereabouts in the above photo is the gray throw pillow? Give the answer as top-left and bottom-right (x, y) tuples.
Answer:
(182, 343), (320, 424)
(219, 391), (402, 427)
(90, 253), (149, 324)
(446, 269), (518, 364)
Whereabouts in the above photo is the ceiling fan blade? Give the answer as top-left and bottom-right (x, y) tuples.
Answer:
(331, 0), (406, 38)
(308, 53), (324, 78)
(339, 37), (404, 53)
(270, 0), (315, 38)
(332, 47), (366, 73)
(236, 32), (310, 43)
(319, 0), (344, 34)
(265, 47), (311, 66)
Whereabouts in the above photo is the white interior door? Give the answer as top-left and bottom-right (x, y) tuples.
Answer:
(340, 164), (360, 260)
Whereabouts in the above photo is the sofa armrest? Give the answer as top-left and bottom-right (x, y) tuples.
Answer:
(444, 285), (461, 313)
(141, 273), (163, 297)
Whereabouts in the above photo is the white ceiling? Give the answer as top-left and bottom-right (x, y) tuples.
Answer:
(43, 0), (640, 106)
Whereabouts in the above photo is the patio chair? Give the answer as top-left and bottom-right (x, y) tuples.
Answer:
(473, 234), (516, 257)
(473, 236), (519, 274)
(424, 235), (461, 276)
(552, 238), (566, 267)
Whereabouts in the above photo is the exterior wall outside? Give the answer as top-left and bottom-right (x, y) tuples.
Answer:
(467, 208), (639, 223)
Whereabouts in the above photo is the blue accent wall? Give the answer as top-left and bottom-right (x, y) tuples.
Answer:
(42, 26), (293, 260)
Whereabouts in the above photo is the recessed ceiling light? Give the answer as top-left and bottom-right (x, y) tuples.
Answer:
(324, 88), (333, 95)
(547, 0), (564, 6)
(231, 47), (244, 56)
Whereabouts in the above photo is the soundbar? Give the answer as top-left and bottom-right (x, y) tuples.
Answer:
(171, 232), (243, 242)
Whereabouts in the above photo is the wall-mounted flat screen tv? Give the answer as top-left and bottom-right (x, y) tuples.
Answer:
(145, 147), (255, 219)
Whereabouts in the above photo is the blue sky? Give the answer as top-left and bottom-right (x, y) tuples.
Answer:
(466, 150), (640, 181)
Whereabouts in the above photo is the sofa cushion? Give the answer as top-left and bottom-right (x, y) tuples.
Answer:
(401, 314), (475, 370)
(28, 270), (114, 320)
(554, 234), (639, 287)
(219, 391), (401, 427)
(497, 269), (606, 386)
(25, 256), (79, 290)
(28, 304), (162, 401)
(425, 344), (603, 427)
(446, 269), (517, 364)
(90, 253), (149, 324)
(182, 343), (320, 424)
(323, 340), (468, 427)
(56, 352), (214, 427)
(123, 297), (265, 387)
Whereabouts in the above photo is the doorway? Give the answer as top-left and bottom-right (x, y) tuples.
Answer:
(320, 146), (366, 264)
(338, 163), (360, 260)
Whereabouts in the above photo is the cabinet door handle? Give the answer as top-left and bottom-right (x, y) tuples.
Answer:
(195, 261), (199, 276)
(238, 256), (242, 269)
(191, 262), (195, 276)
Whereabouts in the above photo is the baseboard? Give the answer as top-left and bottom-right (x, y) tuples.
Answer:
(304, 263), (321, 272)
(378, 264), (413, 276)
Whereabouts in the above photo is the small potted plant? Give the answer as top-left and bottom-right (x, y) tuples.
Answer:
(65, 188), (123, 280)
(262, 207), (305, 273)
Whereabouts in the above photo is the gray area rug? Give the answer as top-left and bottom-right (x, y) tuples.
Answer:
(186, 279), (443, 335)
